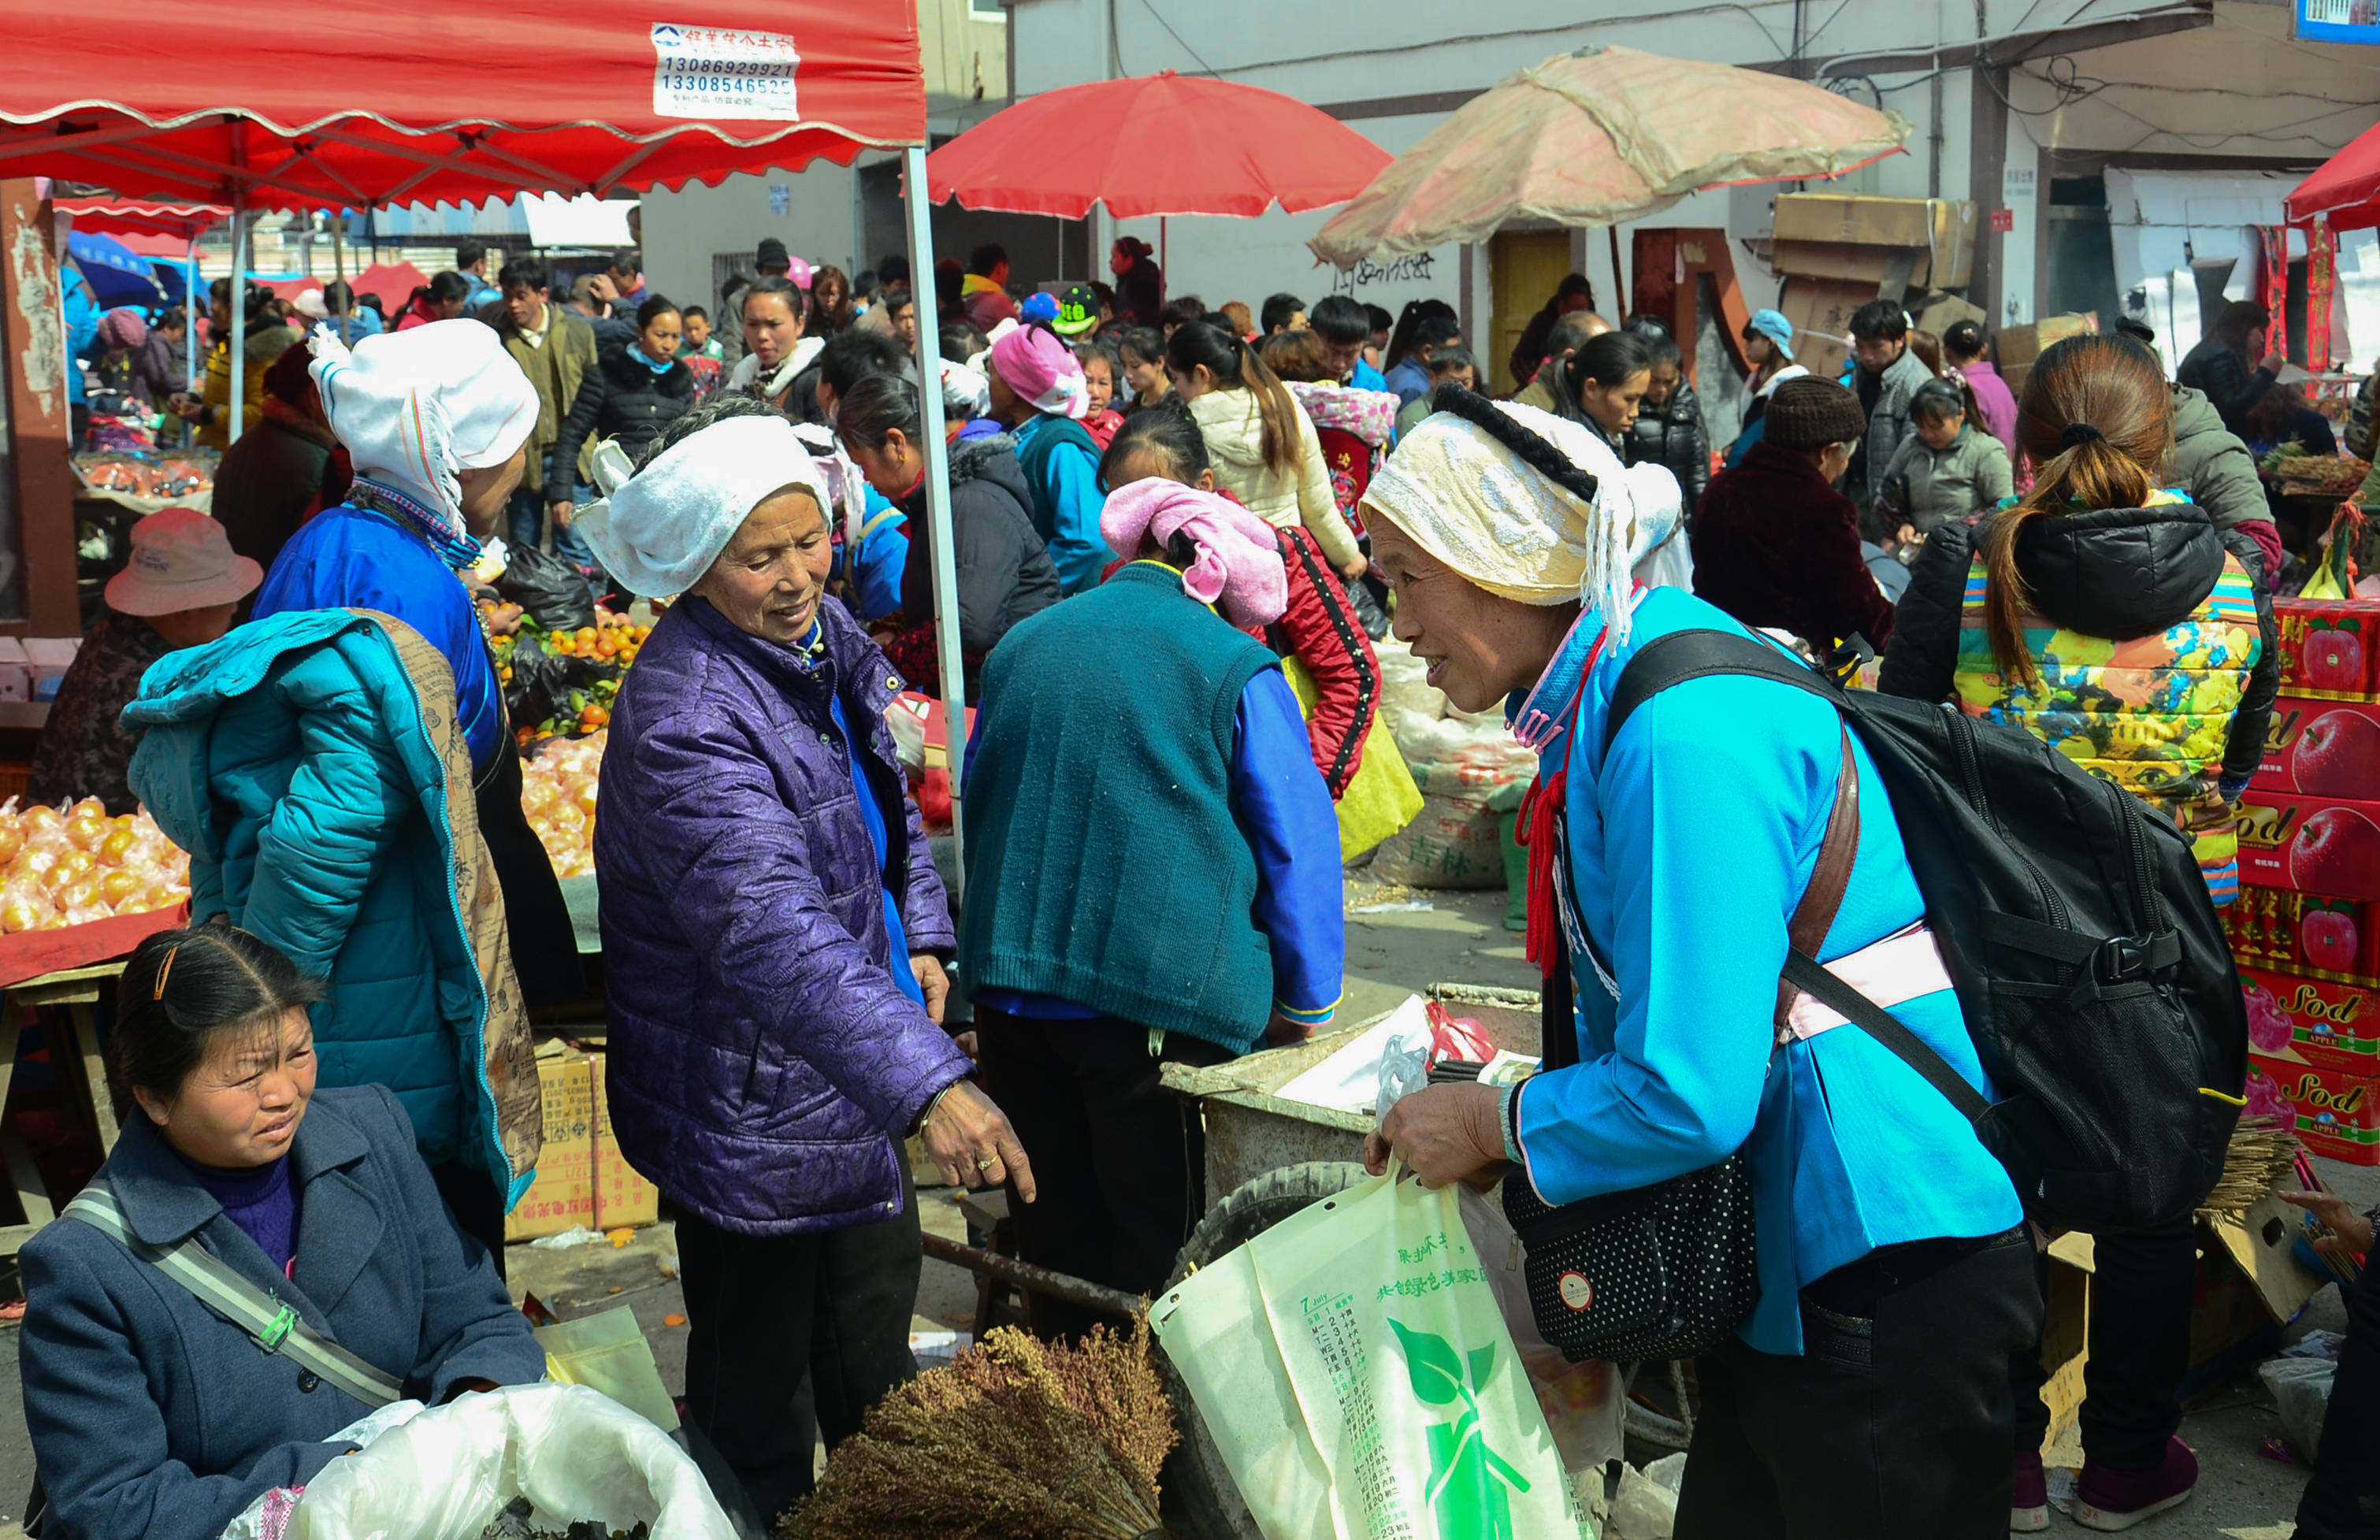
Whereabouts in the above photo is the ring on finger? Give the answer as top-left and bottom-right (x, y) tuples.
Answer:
(976, 1156), (999, 1171)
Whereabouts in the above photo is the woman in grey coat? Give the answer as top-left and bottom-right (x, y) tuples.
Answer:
(20, 926), (546, 1540)
(1874, 377), (2015, 547)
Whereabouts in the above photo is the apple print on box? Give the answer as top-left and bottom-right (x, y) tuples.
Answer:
(2276, 600), (2378, 702)
(2239, 792), (2380, 904)
(2256, 698), (2380, 795)
(2239, 965), (2380, 1073)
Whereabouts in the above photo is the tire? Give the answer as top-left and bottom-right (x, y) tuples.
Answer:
(1157, 1162), (1371, 1540)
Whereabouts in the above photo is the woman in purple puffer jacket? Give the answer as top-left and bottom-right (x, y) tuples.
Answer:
(579, 395), (1036, 1527)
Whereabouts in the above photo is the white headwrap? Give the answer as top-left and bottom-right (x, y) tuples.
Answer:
(307, 321), (540, 533)
(1361, 401), (1688, 644)
(574, 414), (832, 598)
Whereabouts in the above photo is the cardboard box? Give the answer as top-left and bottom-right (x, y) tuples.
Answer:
(2230, 886), (2378, 982)
(2241, 964), (2380, 1073)
(588, 1052), (660, 1230)
(1777, 276), (1873, 385)
(2238, 791), (2380, 903)
(1770, 195), (1977, 288)
(1771, 240), (1941, 290)
(2274, 599), (2380, 702)
(1995, 313), (2099, 372)
(504, 1047), (597, 1241)
(2256, 696), (2380, 794)
(2247, 1052), (2380, 1163)
(2037, 1221), (2298, 1461)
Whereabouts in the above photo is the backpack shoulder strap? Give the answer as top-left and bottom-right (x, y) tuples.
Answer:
(1598, 626), (1993, 1126)
(1603, 629), (1840, 755)
(61, 1186), (404, 1408)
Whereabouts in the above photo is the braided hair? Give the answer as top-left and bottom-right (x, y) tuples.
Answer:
(1424, 382), (1602, 504)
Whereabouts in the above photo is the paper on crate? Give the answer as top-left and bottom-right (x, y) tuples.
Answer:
(1275, 995), (1434, 1113)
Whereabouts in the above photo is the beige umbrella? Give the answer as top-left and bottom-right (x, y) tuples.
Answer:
(1309, 44), (1911, 272)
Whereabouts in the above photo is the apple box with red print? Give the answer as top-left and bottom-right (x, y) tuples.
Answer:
(2227, 885), (2379, 982)
(2255, 697), (2380, 795)
(2239, 792), (2380, 904)
(2245, 1052), (2379, 1164)
(2274, 599), (2379, 702)
(2240, 965), (2380, 1074)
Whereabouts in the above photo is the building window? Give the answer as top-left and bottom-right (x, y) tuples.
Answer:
(971, 0), (1003, 13)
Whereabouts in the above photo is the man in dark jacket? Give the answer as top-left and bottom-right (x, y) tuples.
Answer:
(1841, 299), (1933, 534)
(210, 343), (346, 577)
(1508, 273), (1595, 388)
(1625, 328), (1711, 515)
(1691, 377), (1895, 655)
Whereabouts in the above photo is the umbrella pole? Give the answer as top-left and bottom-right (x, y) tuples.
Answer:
(184, 239), (199, 447)
(904, 144), (968, 900)
(1160, 217), (1168, 307)
(226, 184), (247, 447)
(1609, 225), (1628, 319)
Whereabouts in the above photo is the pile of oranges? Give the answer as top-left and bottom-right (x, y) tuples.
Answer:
(0, 798), (191, 933)
(546, 611), (651, 665)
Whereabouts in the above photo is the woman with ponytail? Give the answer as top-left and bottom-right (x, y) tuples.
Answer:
(1168, 320), (1366, 579)
(1881, 333), (2280, 1530)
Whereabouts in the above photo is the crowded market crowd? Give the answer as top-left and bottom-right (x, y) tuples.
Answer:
(17, 226), (2378, 1540)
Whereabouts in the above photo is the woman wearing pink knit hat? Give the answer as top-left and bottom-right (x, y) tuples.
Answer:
(984, 321), (1113, 595)
(958, 472), (1344, 1338)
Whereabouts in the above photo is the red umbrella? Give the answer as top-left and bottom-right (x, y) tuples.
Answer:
(0, 2), (923, 206)
(924, 70), (1391, 219)
(2286, 120), (2380, 229)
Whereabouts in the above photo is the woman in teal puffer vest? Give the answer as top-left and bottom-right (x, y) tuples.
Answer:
(124, 608), (542, 1243)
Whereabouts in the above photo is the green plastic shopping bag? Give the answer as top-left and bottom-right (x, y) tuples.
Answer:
(1154, 1169), (1580, 1539)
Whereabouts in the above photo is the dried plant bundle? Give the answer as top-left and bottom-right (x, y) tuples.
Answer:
(2197, 1115), (2302, 1216)
(785, 1319), (1179, 1540)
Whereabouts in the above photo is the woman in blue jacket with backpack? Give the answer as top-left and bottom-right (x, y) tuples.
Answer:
(1358, 387), (2030, 1538)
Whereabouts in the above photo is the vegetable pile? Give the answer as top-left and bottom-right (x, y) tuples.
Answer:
(484, 603), (650, 750)
(0, 799), (191, 933)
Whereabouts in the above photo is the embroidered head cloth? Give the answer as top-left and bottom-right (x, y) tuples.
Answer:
(307, 319), (539, 533)
(1100, 478), (1287, 629)
(575, 414), (832, 598)
(1361, 399), (1683, 640)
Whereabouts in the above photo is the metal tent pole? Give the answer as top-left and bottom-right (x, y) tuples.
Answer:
(184, 238), (199, 445)
(904, 144), (968, 900)
(226, 186), (247, 446)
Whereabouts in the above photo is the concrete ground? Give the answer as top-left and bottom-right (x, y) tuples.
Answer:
(0, 880), (2365, 1537)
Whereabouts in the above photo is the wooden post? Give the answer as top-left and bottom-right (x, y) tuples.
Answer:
(1, 179), (83, 637)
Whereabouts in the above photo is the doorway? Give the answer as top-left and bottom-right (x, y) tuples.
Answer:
(1489, 231), (1574, 394)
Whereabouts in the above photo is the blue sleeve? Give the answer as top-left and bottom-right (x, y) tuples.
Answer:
(1232, 669), (1344, 1025)
(852, 498), (910, 622)
(1515, 676), (1832, 1197)
(1045, 440), (1116, 597)
(1350, 358), (1388, 393)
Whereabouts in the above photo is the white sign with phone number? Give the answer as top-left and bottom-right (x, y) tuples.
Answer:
(650, 23), (800, 121)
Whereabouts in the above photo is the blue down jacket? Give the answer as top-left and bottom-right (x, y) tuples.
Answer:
(124, 610), (542, 1205)
(594, 594), (967, 1236)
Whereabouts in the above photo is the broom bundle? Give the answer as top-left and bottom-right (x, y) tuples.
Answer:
(2196, 1115), (2302, 1216)
(784, 1318), (1179, 1540)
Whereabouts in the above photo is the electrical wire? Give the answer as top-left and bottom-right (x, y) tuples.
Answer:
(1131, 0), (1220, 77)
(1112, 2), (1797, 82)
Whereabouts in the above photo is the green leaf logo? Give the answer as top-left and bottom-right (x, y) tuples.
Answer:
(1389, 1318), (1467, 1405)
(1390, 1318), (1532, 1537)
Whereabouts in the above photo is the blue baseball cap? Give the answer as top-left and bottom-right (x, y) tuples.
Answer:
(1745, 308), (1794, 360)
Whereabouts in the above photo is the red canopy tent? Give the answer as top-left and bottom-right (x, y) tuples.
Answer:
(52, 196), (227, 241)
(0, 2), (980, 852)
(2287, 121), (2380, 229)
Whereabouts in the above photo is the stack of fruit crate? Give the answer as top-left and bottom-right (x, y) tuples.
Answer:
(2235, 598), (2380, 1164)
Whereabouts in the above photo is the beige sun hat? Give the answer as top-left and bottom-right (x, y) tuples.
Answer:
(104, 509), (263, 617)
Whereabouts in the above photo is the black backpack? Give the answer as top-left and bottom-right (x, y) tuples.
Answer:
(1606, 629), (2247, 1234)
